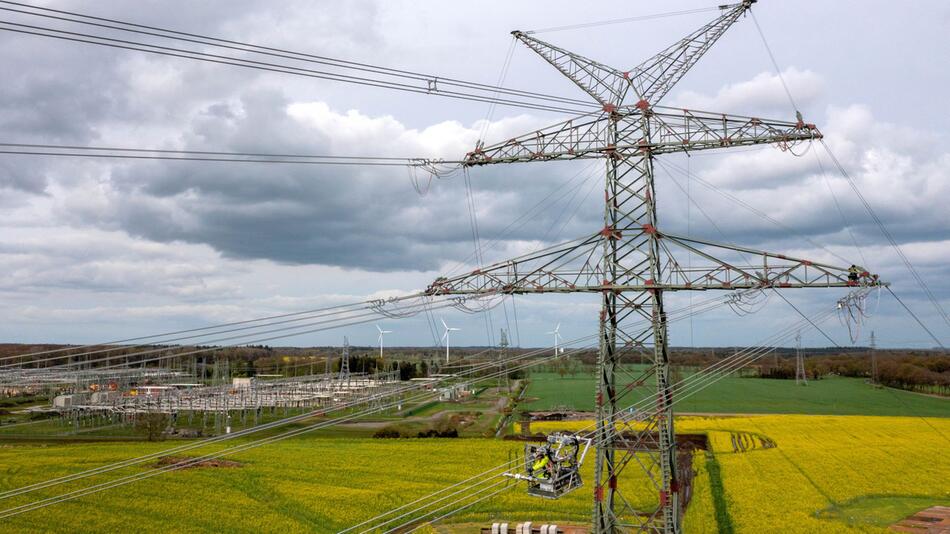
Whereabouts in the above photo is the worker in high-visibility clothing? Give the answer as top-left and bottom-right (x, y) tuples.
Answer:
(848, 264), (860, 283)
(531, 447), (552, 479)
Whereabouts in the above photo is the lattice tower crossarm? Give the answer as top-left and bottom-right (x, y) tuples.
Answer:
(424, 2), (883, 532)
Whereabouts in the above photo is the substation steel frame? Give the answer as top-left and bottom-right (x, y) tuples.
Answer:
(425, 2), (882, 532)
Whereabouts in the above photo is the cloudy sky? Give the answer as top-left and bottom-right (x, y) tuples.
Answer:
(1, 0), (948, 350)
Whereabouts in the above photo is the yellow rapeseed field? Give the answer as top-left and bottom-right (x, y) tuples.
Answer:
(530, 415), (950, 533)
(0, 435), (656, 533)
(0, 415), (947, 532)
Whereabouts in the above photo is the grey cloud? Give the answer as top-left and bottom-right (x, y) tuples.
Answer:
(1, 0), (947, 347)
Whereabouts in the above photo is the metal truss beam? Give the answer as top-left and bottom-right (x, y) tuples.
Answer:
(512, 31), (629, 108)
(425, 229), (872, 296)
(511, 1), (756, 107)
(463, 107), (820, 166)
(626, 1), (754, 104)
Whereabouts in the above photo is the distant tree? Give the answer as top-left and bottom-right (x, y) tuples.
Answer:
(135, 412), (169, 441)
(398, 361), (415, 381)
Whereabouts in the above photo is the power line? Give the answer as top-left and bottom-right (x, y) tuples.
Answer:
(820, 140), (950, 334)
(770, 289), (840, 348)
(0, 5), (598, 115)
(655, 157), (855, 266)
(2, 292), (737, 515)
(525, 6), (722, 34)
(0, 341), (590, 516)
(0, 19), (581, 116)
(15, 298), (466, 372)
(356, 300), (847, 531)
(748, 10), (798, 114)
(0, 1), (594, 108)
(0, 142), (438, 166)
(885, 286), (946, 350)
(0, 295), (413, 363)
(0, 143), (425, 161)
(2, 285), (844, 522)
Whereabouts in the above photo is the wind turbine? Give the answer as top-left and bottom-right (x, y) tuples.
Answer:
(376, 325), (392, 360)
(441, 318), (461, 363)
(546, 323), (563, 356)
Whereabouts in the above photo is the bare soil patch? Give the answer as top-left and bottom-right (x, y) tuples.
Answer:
(891, 505), (950, 533)
(154, 456), (242, 469)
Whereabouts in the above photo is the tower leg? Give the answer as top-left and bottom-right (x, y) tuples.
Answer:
(593, 292), (618, 532)
(593, 119), (679, 533)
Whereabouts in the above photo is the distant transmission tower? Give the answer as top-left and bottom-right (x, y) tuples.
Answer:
(339, 336), (351, 383)
(869, 330), (877, 384)
(795, 331), (807, 385)
(424, 2), (882, 531)
(499, 328), (510, 392)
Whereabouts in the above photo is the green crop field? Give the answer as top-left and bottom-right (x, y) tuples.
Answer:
(521, 370), (950, 417)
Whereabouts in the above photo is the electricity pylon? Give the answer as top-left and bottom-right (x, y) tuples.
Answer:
(795, 331), (807, 385)
(869, 330), (877, 384)
(339, 336), (351, 383)
(499, 328), (510, 392)
(425, 2), (882, 532)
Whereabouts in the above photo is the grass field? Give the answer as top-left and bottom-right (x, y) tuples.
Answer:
(521, 370), (950, 417)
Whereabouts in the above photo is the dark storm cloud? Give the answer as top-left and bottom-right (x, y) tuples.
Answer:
(48, 87), (565, 271)
(52, 82), (950, 275)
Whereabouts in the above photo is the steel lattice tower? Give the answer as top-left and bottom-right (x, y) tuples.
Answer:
(339, 336), (351, 382)
(499, 328), (510, 392)
(795, 331), (807, 385)
(425, 2), (881, 531)
(869, 330), (877, 384)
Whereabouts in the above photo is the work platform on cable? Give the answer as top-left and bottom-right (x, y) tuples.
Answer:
(505, 433), (593, 499)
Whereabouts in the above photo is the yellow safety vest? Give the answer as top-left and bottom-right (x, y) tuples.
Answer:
(532, 456), (550, 478)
